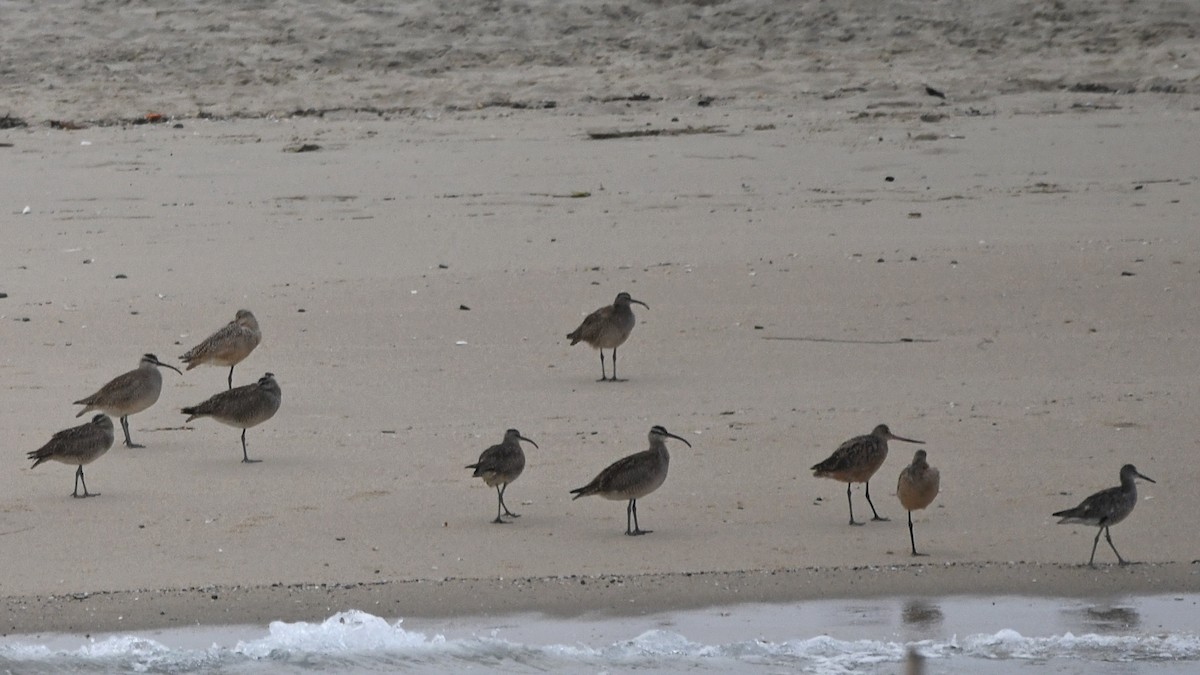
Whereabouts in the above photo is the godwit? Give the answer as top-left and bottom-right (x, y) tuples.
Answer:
(179, 309), (261, 389)
(570, 425), (690, 535)
(812, 424), (923, 525)
(897, 449), (940, 555)
(1053, 464), (1154, 566)
(73, 353), (182, 448)
(181, 372), (281, 463)
(26, 414), (115, 498)
(465, 428), (538, 524)
(566, 292), (649, 381)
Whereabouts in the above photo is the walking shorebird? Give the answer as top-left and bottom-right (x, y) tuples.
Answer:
(1053, 464), (1155, 567)
(179, 309), (261, 389)
(26, 414), (115, 498)
(181, 372), (281, 463)
(73, 353), (182, 448)
(812, 424), (923, 525)
(570, 425), (690, 535)
(465, 428), (538, 524)
(566, 292), (649, 381)
(897, 449), (940, 556)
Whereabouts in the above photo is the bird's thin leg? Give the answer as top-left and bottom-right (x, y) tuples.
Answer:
(598, 351), (608, 381)
(1104, 526), (1128, 565)
(908, 511), (927, 556)
(241, 429), (261, 464)
(627, 499), (651, 535)
(227, 366), (235, 390)
(121, 416), (143, 449)
(847, 483), (862, 526)
(491, 486), (507, 524)
(611, 348), (620, 382)
(865, 480), (889, 521)
(499, 483), (520, 519)
(73, 465), (97, 498)
(1088, 528), (1103, 567)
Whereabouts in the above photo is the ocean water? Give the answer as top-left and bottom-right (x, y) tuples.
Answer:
(2, 595), (1198, 674)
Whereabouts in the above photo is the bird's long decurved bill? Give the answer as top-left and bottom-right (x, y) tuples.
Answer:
(518, 435), (539, 449)
(666, 431), (691, 447)
(154, 358), (184, 375)
(631, 298), (649, 309)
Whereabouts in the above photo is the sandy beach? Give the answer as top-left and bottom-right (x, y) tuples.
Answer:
(2, 0), (1199, 637)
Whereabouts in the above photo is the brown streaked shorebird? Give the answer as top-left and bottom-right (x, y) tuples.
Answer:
(570, 425), (690, 536)
(1053, 464), (1155, 567)
(812, 424), (923, 526)
(465, 428), (539, 524)
(26, 414), (115, 498)
(73, 353), (182, 448)
(897, 449), (941, 556)
(566, 292), (649, 381)
(180, 372), (281, 463)
(179, 309), (261, 389)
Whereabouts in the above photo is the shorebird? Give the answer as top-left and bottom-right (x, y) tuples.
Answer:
(897, 449), (940, 556)
(180, 372), (281, 463)
(465, 428), (538, 524)
(1053, 464), (1155, 566)
(179, 309), (261, 389)
(73, 353), (182, 448)
(566, 292), (649, 381)
(812, 424), (923, 525)
(26, 414), (115, 498)
(570, 425), (690, 535)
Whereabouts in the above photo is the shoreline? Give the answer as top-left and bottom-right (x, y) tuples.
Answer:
(6, 561), (1196, 635)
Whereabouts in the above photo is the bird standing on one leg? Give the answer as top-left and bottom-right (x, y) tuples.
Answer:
(181, 372), (281, 463)
(180, 309), (261, 389)
(897, 449), (940, 556)
(1053, 464), (1154, 567)
(566, 292), (649, 381)
(73, 353), (182, 448)
(466, 428), (538, 524)
(27, 414), (115, 498)
(812, 424), (923, 525)
(570, 425), (690, 535)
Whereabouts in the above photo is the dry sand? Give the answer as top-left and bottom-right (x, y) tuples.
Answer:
(2, 0), (1199, 634)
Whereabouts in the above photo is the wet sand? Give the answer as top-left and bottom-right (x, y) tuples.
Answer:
(4, 562), (1198, 634)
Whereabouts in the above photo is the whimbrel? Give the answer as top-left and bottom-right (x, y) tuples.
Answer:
(179, 309), (261, 389)
(26, 414), (115, 498)
(570, 425), (690, 535)
(812, 424), (923, 525)
(181, 372), (281, 463)
(73, 353), (182, 448)
(897, 449), (940, 556)
(1053, 464), (1154, 566)
(465, 428), (538, 524)
(566, 292), (648, 381)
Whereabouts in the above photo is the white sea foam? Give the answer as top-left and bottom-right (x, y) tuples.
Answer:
(3, 598), (1200, 674)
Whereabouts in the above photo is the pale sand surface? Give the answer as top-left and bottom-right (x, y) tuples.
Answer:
(2, 0), (1200, 634)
